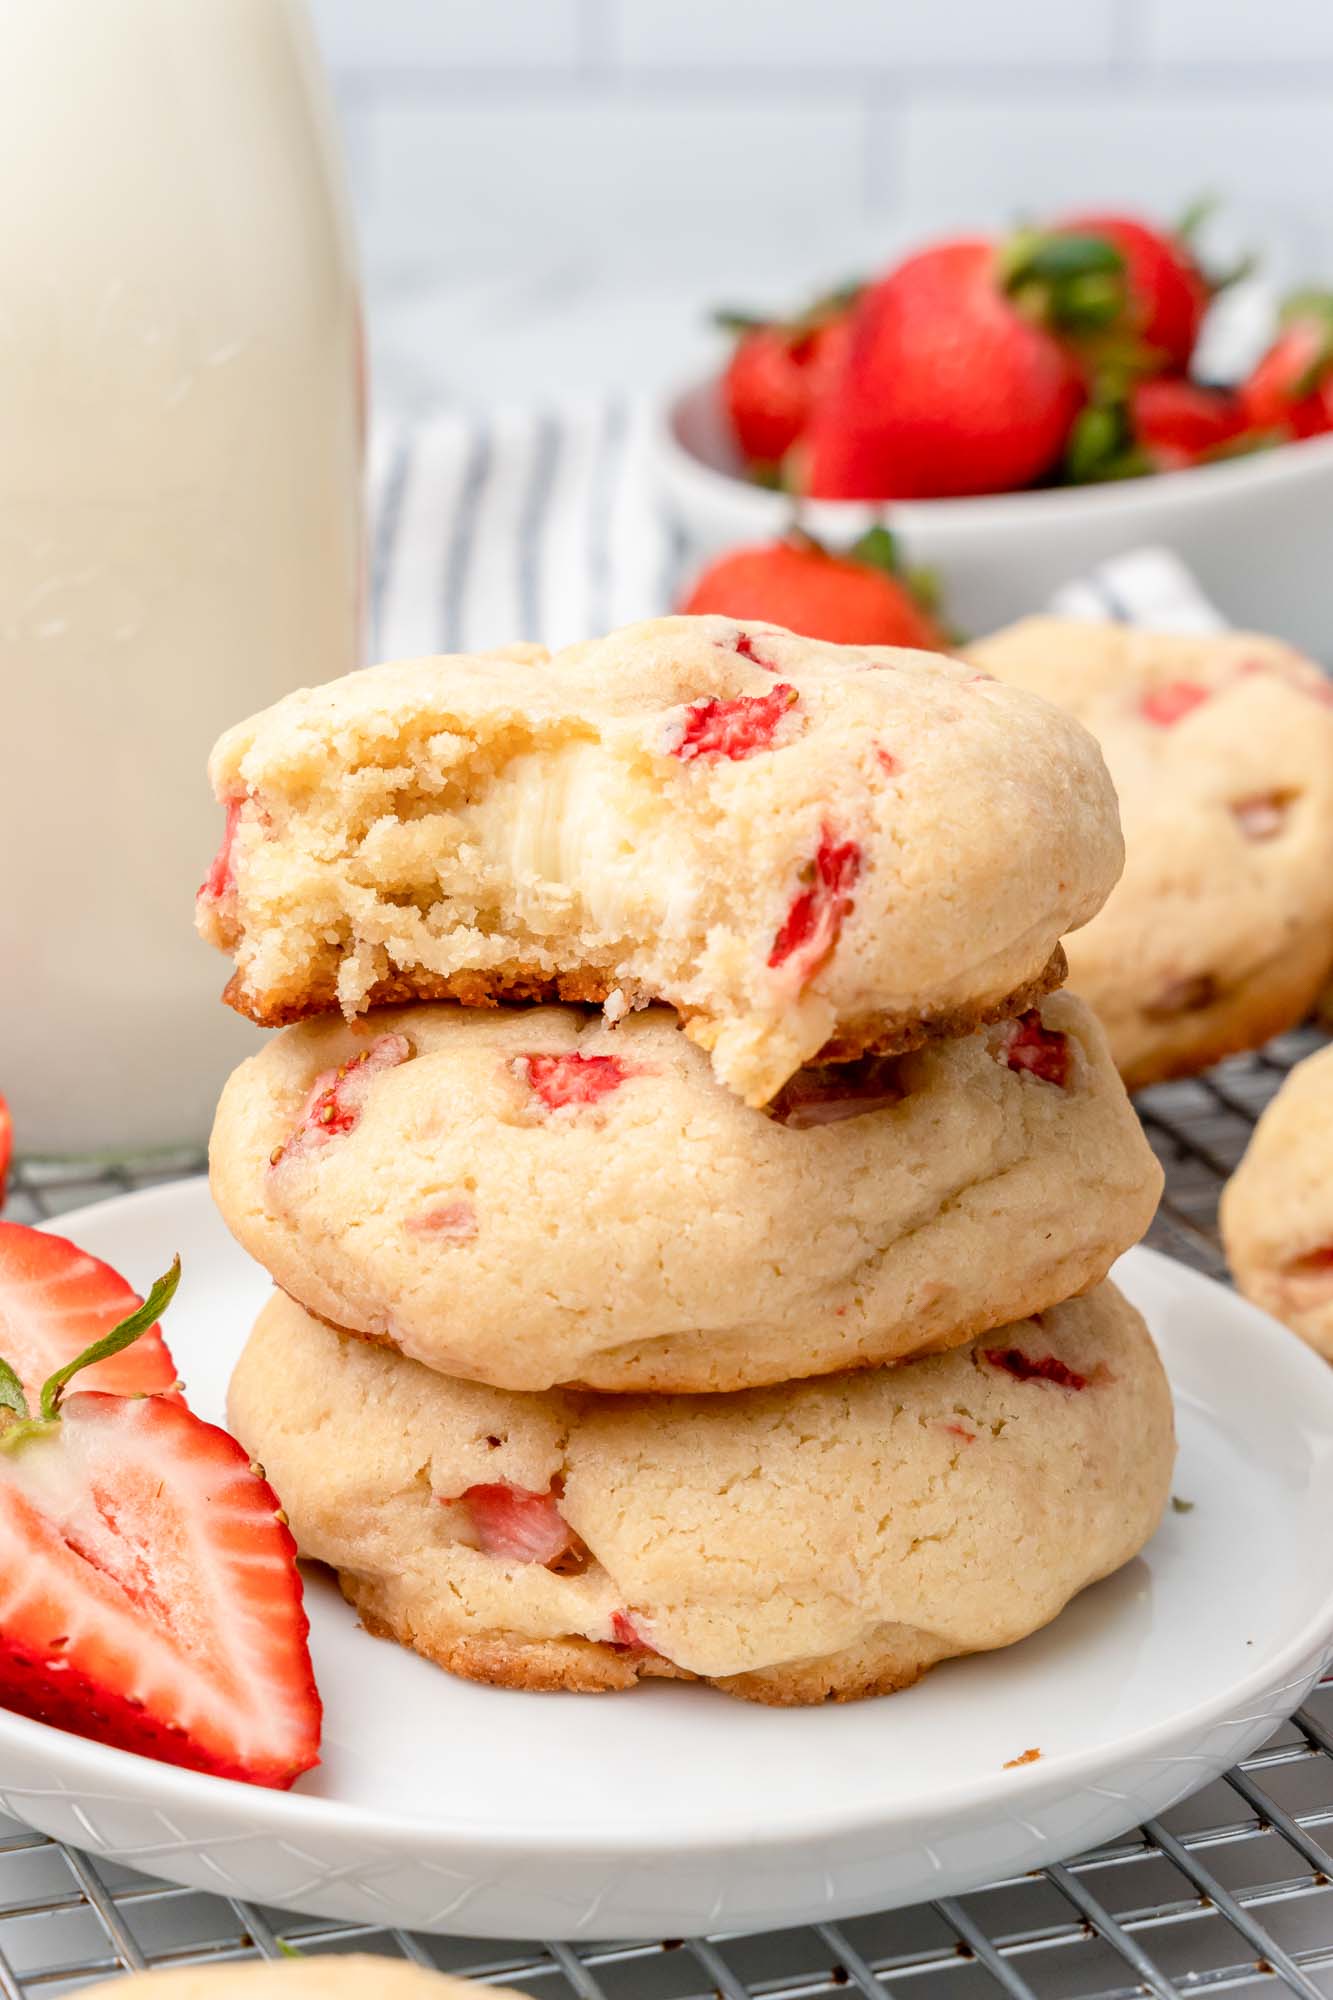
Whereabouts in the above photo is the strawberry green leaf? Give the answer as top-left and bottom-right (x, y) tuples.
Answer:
(39, 1255), (182, 1422)
(0, 1360), (29, 1423)
(848, 524), (902, 577)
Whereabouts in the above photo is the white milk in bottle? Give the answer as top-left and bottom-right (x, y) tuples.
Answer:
(0, 0), (363, 1153)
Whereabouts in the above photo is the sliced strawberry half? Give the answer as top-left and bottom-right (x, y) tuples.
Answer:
(0, 1392), (320, 1786)
(0, 1223), (179, 1411)
(0, 1257), (319, 1788)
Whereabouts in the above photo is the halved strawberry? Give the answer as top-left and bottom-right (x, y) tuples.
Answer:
(0, 1098), (10, 1209)
(0, 1223), (179, 1410)
(0, 1258), (320, 1788)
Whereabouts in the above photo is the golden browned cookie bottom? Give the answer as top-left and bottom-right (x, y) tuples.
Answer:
(347, 1578), (947, 1707)
(221, 945), (1068, 1073)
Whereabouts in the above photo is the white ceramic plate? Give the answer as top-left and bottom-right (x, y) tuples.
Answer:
(654, 373), (1333, 660)
(4, 1180), (1332, 1941)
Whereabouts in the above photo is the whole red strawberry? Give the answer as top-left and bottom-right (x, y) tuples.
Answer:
(1130, 377), (1248, 470)
(719, 290), (856, 471)
(803, 239), (1086, 500)
(1241, 292), (1333, 440)
(1056, 212), (1209, 370)
(679, 528), (947, 649)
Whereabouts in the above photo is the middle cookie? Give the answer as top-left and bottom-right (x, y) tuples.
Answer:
(210, 994), (1163, 1393)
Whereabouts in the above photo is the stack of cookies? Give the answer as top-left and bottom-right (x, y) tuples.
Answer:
(201, 616), (1174, 1706)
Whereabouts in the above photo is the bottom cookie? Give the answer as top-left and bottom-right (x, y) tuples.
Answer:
(229, 1284), (1175, 1705)
(82, 1966), (514, 1998)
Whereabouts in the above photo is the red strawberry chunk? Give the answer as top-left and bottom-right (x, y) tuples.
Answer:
(462, 1483), (578, 1567)
(0, 1223), (179, 1409)
(768, 827), (862, 982)
(984, 1348), (1088, 1391)
(405, 1198), (478, 1241)
(732, 632), (776, 670)
(941, 1422), (977, 1444)
(198, 796), (243, 902)
(671, 683), (798, 763)
(1284, 1245), (1333, 1283)
(518, 1052), (630, 1110)
(271, 1034), (411, 1167)
(1140, 680), (1210, 727)
(1231, 794), (1289, 841)
(610, 1609), (659, 1654)
(999, 1012), (1069, 1087)
(0, 1393), (320, 1787)
(876, 746), (901, 775)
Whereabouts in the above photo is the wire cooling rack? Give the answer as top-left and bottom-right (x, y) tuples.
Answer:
(4, 1028), (1333, 1997)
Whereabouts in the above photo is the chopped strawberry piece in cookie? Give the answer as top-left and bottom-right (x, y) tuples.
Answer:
(1283, 1245), (1333, 1281)
(1231, 793), (1290, 841)
(984, 1347), (1088, 1391)
(941, 1422), (977, 1444)
(875, 746), (901, 774)
(998, 1012), (1069, 1087)
(1140, 680), (1210, 726)
(270, 1034), (411, 1168)
(198, 796), (243, 903)
(609, 1609), (658, 1654)
(670, 683), (799, 763)
(768, 827), (862, 982)
(767, 1054), (905, 1129)
(405, 1198), (478, 1241)
(732, 632), (775, 670)
(517, 1052), (630, 1110)
(462, 1483), (580, 1567)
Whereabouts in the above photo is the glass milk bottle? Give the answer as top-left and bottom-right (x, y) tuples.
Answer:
(0, 0), (363, 1154)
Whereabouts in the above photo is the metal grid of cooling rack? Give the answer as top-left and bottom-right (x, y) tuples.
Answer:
(4, 1028), (1333, 1997)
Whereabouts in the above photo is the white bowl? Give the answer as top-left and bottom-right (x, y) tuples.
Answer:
(655, 373), (1333, 657)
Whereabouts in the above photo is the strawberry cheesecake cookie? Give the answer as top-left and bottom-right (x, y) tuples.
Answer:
(197, 615), (1122, 1106)
(82, 1966), (508, 1998)
(209, 994), (1161, 1393)
(968, 619), (1333, 1090)
(1220, 1044), (1333, 1360)
(229, 1283), (1175, 1704)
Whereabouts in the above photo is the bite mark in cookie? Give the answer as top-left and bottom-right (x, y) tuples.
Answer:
(269, 1034), (411, 1167)
(670, 684), (799, 762)
(768, 827), (862, 984)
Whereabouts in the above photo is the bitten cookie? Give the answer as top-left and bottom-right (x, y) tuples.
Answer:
(197, 615), (1122, 1106)
(229, 1285), (1175, 1705)
(209, 993), (1162, 1394)
(968, 618), (1333, 1091)
(1220, 1044), (1333, 1360)
(81, 1965), (511, 1998)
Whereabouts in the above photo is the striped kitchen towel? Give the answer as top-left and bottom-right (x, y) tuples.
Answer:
(367, 403), (1227, 659)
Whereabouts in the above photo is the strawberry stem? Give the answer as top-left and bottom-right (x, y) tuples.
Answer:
(39, 1256), (181, 1422)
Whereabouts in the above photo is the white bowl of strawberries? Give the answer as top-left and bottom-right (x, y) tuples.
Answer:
(655, 215), (1333, 656)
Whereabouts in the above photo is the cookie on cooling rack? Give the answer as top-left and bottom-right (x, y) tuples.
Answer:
(209, 992), (1162, 1394)
(1220, 1043), (1333, 1360)
(196, 614), (1122, 1108)
(228, 1283), (1175, 1706)
(967, 619), (1333, 1093)
(80, 1960), (499, 1996)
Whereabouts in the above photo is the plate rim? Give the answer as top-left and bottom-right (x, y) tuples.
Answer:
(10, 1180), (1333, 1863)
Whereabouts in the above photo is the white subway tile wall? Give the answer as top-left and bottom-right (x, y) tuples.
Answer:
(312, 0), (1333, 400)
